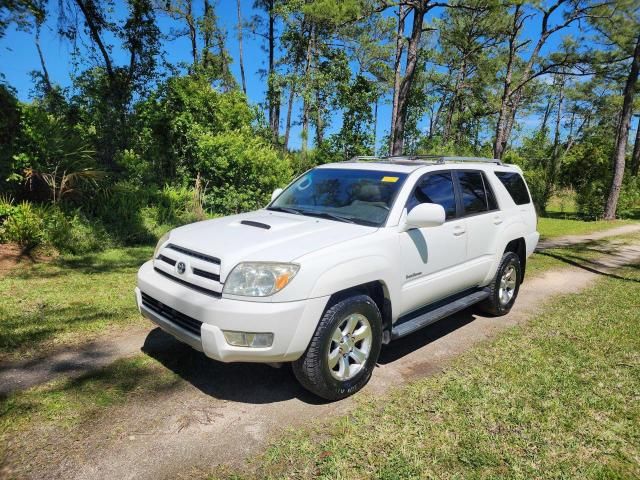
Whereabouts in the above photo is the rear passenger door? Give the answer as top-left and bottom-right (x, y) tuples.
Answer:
(453, 170), (501, 286)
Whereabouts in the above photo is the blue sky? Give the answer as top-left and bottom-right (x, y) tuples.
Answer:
(2, 1), (632, 152)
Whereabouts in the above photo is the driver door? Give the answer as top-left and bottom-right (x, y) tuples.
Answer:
(399, 171), (468, 315)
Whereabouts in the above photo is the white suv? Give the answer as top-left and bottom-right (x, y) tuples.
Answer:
(135, 156), (539, 400)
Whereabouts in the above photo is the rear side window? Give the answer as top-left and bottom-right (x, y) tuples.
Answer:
(407, 171), (457, 220)
(495, 172), (531, 205)
(457, 171), (497, 215)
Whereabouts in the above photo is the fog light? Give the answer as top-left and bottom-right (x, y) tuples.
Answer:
(223, 331), (274, 348)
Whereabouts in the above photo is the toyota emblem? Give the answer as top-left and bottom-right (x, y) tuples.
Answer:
(176, 261), (186, 274)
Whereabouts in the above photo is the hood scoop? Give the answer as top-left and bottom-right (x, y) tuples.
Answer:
(240, 220), (271, 230)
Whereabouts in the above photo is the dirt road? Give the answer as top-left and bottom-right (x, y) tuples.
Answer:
(5, 239), (639, 480)
(3, 224), (639, 397)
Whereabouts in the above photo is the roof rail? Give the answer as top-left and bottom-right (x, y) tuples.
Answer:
(348, 155), (502, 165)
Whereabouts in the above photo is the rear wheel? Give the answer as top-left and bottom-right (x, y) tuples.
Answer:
(478, 251), (521, 316)
(292, 295), (382, 401)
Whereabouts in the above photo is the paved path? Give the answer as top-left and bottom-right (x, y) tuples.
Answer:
(4, 240), (640, 480)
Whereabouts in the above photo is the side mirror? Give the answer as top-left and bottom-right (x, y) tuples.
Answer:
(271, 188), (284, 202)
(404, 203), (446, 230)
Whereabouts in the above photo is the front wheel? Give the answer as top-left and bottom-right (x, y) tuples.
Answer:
(293, 294), (382, 401)
(478, 251), (522, 316)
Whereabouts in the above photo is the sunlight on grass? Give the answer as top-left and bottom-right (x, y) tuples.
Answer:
(526, 232), (640, 277)
(243, 263), (640, 479)
(0, 246), (152, 360)
(537, 216), (636, 240)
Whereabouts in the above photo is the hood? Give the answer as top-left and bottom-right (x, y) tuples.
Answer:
(167, 209), (376, 278)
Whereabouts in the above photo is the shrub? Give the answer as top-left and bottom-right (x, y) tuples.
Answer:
(87, 181), (155, 245)
(43, 207), (112, 254)
(521, 168), (547, 214)
(196, 129), (292, 215)
(0, 201), (45, 249)
(576, 175), (640, 220)
(576, 181), (607, 219)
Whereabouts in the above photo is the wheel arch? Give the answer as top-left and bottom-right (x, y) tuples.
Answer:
(504, 237), (527, 282)
(326, 280), (393, 344)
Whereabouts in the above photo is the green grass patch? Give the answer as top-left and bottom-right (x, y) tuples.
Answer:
(0, 354), (180, 449)
(246, 262), (640, 479)
(0, 246), (152, 360)
(537, 216), (636, 240)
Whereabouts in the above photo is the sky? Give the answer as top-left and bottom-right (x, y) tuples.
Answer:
(1, 1), (634, 152)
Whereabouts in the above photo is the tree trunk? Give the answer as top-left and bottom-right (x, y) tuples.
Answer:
(236, 0), (247, 94)
(188, 1), (198, 67)
(540, 98), (554, 134)
(301, 24), (313, 155)
(604, 33), (640, 219)
(390, 2), (407, 153)
(34, 22), (52, 93)
(74, 0), (114, 82)
(543, 75), (565, 211)
(391, 3), (427, 156)
(372, 97), (378, 151)
(631, 116), (640, 176)
(315, 92), (324, 146)
(283, 84), (295, 151)
(444, 62), (465, 142)
(267, 0), (280, 141)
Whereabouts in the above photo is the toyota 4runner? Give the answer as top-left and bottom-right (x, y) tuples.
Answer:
(136, 155), (539, 400)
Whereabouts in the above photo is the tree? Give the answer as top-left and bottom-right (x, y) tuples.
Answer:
(492, 0), (598, 160)
(236, 0), (247, 94)
(604, 33), (640, 219)
(631, 115), (640, 176)
(254, 0), (281, 140)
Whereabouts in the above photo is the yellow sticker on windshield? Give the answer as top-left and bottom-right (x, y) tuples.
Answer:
(381, 176), (399, 183)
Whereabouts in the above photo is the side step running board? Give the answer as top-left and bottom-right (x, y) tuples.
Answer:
(391, 289), (490, 340)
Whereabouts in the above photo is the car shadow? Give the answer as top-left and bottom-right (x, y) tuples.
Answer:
(142, 308), (481, 403)
(378, 308), (477, 365)
(141, 327), (326, 405)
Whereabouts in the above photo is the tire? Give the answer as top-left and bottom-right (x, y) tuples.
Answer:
(293, 294), (382, 401)
(478, 251), (522, 316)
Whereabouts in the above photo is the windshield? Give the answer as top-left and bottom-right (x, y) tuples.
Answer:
(268, 168), (408, 227)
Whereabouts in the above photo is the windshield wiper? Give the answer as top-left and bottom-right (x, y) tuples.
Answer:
(297, 210), (356, 224)
(267, 206), (303, 215)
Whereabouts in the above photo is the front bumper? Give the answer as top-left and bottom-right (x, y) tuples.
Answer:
(136, 261), (329, 363)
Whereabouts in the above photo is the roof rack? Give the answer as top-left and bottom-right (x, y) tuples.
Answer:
(347, 155), (502, 165)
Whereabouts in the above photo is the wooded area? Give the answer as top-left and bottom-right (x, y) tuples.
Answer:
(0, 0), (638, 254)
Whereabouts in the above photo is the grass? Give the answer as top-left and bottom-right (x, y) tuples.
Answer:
(240, 261), (640, 480)
(0, 246), (152, 361)
(526, 232), (640, 277)
(0, 355), (179, 432)
(537, 216), (636, 240)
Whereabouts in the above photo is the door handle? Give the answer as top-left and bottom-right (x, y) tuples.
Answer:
(453, 226), (466, 236)
(493, 216), (503, 225)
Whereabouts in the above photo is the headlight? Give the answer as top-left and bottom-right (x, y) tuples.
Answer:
(223, 262), (300, 297)
(154, 232), (170, 259)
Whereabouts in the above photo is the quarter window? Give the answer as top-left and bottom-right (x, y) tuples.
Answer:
(457, 171), (498, 215)
(407, 172), (457, 220)
(494, 172), (531, 205)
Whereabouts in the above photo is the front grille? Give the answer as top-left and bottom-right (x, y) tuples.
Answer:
(192, 267), (220, 282)
(154, 267), (222, 298)
(157, 254), (176, 266)
(166, 244), (221, 265)
(141, 292), (203, 337)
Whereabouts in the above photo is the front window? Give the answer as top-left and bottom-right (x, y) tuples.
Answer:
(268, 168), (408, 226)
(407, 171), (457, 219)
